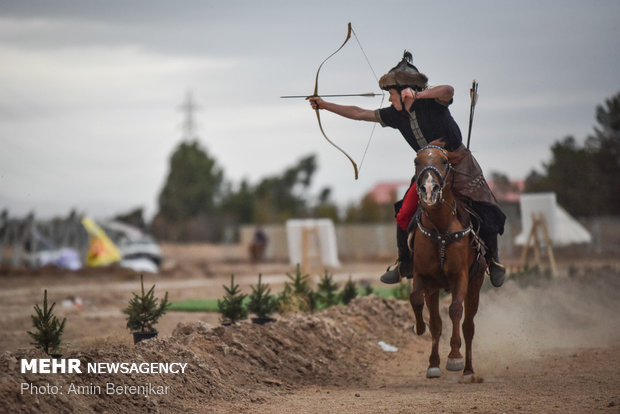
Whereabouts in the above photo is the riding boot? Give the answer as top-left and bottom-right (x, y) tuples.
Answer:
(483, 232), (505, 287)
(380, 226), (414, 284)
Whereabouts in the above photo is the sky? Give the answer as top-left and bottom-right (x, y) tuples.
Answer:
(1, 1), (618, 221)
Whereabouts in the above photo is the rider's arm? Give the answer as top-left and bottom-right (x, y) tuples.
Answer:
(402, 85), (454, 110)
(308, 97), (378, 122)
(418, 85), (454, 102)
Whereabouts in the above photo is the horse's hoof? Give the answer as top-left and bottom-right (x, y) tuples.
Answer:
(446, 358), (465, 372)
(426, 367), (441, 378)
(460, 372), (482, 383)
(411, 323), (426, 336)
(459, 373), (473, 383)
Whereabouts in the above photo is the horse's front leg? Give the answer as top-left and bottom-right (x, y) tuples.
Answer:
(425, 289), (442, 378)
(463, 259), (485, 376)
(446, 271), (468, 372)
(409, 273), (425, 335)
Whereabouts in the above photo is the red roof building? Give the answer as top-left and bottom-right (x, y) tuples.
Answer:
(366, 181), (411, 204)
(366, 179), (524, 205)
(487, 179), (524, 203)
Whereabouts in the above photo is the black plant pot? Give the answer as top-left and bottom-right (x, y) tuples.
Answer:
(133, 331), (158, 344)
(49, 353), (63, 359)
(251, 317), (276, 325)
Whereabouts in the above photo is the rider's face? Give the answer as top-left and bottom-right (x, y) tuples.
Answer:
(388, 89), (402, 111)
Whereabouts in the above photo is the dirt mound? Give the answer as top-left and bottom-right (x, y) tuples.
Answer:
(0, 296), (418, 413)
(3, 268), (620, 413)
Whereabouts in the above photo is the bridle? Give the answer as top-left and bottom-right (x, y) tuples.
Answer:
(415, 145), (452, 202)
(413, 145), (473, 269)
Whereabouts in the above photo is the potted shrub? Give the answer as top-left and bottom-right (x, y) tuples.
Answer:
(28, 290), (66, 358)
(247, 274), (277, 324)
(123, 274), (169, 344)
(217, 274), (248, 325)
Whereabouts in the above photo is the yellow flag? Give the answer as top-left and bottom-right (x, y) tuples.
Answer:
(81, 217), (122, 266)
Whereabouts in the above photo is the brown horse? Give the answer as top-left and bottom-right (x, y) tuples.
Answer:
(408, 144), (486, 379)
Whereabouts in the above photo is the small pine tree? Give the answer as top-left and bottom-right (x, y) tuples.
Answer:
(308, 289), (317, 311)
(276, 284), (296, 315)
(317, 269), (339, 308)
(28, 290), (67, 355)
(217, 274), (248, 324)
(278, 264), (316, 313)
(123, 275), (170, 333)
(340, 276), (358, 305)
(288, 264), (312, 296)
(362, 283), (374, 296)
(248, 274), (277, 320)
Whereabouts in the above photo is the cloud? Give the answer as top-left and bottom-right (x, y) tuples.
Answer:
(0, 43), (236, 117)
(1, 1), (619, 219)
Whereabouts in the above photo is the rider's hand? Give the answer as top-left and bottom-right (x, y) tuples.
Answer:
(401, 87), (416, 110)
(308, 96), (325, 110)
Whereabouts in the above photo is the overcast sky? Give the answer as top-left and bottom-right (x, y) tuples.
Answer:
(1, 1), (618, 221)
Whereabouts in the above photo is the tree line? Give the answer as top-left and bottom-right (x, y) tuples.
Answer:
(150, 144), (343, 241)
(148, 92), (619, 241)
(524, 91), (619, 216)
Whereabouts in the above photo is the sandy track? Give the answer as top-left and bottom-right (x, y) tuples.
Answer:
(1, 245), (619, 413)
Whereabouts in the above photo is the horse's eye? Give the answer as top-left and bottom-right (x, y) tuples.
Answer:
(442, 158), (448, 165)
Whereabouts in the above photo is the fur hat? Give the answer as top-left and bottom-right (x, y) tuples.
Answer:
(378, 50), (428, 91)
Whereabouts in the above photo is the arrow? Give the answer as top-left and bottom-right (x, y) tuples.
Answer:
(466, 80), (479, 150)
(280, 92), (381, 98)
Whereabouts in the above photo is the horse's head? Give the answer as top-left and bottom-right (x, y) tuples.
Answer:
(415, 144), (452, 207)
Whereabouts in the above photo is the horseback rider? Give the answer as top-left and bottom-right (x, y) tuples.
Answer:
(309, 50), (506, 288)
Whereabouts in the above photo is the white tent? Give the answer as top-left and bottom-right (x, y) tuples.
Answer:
(286, 219), (340, 267)
(515, 193), (592, 246)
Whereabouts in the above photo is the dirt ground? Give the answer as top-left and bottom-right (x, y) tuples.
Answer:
(1, 243), (619, 413)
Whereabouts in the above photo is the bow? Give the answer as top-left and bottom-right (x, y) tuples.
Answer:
(312, 22), (384, 180)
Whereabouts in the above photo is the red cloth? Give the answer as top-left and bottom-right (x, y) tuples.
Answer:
(396, 182), (419, 231)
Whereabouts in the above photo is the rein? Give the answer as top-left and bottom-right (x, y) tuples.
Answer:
(414, 145), (470, 268)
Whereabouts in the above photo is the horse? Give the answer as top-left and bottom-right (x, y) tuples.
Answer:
(408, 144), (486, 379)
(249, 228), (268, 264)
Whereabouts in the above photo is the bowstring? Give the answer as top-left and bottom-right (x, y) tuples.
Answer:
(351, 26), (385, 174)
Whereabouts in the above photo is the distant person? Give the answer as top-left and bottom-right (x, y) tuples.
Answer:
(249, 227), (268, 263)
(309, 51), (506, 288)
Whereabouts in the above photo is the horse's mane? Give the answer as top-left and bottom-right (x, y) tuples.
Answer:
(425, 139), (467, 165)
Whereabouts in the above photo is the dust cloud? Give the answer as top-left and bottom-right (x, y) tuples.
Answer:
(474, 270), (620, 365)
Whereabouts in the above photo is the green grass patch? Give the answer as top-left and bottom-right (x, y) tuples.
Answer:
(366, 286), (396, 299)
(168, 299), (220, 313)
(169, 286), (403, 313)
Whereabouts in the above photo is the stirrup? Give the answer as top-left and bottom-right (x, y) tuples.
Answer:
(489, 258), (506, 287)
(380, 261), (403, 284)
